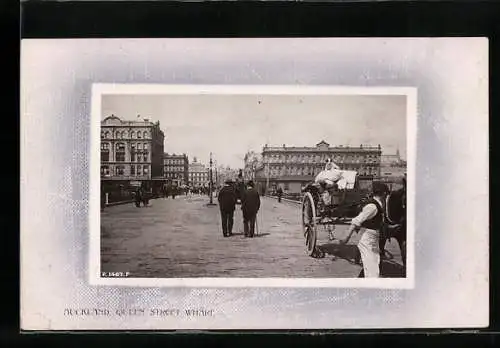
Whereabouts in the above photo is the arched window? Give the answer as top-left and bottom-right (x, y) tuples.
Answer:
(101, 143), (110, 162)
(115, 143), (125, 162)
(137, 143), (143, 150)
(137, 131), (142, 139)
(101, 132), (105, 139)
(143, 131), (148, 138)
(105, 131), (110, 139)
(144, 143), (148, 150)
(131, 131), (136, 139)
(116, 132), (121, 139)
(143, 152), (148, 162)
(137, 166), (142, 175)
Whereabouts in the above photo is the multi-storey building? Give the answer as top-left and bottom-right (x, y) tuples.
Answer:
(100, 114), (165, 194)
(254, 140), (382, 194)
(188, 157), (209, 188)
(164, 153), (189, 187)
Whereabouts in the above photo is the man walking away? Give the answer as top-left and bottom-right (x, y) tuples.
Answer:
(276, 186), (283, 203)
(218, 179), (237, 237)
(337, 181), (389, 278)
(241, 180), (261, 238)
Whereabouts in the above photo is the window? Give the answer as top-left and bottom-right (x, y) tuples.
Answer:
(143, 152), (148, 162)
(144, 143), (148, 150)
(116, 132), (121, 139)
(143, 166), (149, 174)
(130, 166), (136, 175)
(137, 131), (142, 139)
(115, 143), (125, 162)
(105, 131), (110, 139)
(100, 166), (110, 177)
(115, 166), (125, 176)
(122, 131), (126, 138)
(284, 182), (290, 190)
(101, 143), (110, 162)
(137, 166), (142, 175)
(131, 131), (136, 139)
(143, 131), (148, 138)
(101, 132), (105, 139)
(138, 143), (143, 150)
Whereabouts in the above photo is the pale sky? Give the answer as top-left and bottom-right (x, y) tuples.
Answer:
(102, 94), (407, 169)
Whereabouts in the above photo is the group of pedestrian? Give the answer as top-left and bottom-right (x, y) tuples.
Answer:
(218, 179), (261, 238)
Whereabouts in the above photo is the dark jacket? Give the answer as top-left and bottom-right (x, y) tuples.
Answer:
(241, 188), (260, 217)
(218, 185), (237, 212)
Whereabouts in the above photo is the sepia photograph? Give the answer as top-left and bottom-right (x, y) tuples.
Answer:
(93, 85), (415, 287)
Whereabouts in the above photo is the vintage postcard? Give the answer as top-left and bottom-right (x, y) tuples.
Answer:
(91, 84), (415, 289)
(21, 38), (488, 330)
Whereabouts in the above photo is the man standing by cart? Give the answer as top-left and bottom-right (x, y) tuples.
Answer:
(218, 179), (237, 237)
(338, 181), (389, 278)
(241, 180), (261, 238)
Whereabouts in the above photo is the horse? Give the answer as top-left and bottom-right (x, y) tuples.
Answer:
(380, 181), (407, 267)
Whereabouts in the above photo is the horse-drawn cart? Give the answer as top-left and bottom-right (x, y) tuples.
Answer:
(301, 172), (407, 262)
(301, 171), (371, 256)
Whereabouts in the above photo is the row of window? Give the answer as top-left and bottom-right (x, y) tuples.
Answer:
(101, 130), (149, 139)
(266, 166), (378, 177)
(165, 159), (185, 165)
(101, 150), (149, 162)
(165, 166), (185, 172)
(263, 154), (380, 163)
(101, 165), (149, 176)
(101, 142), (149, 150)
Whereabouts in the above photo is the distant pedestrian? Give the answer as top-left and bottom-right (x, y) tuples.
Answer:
(135, 187), (143, 208)
(218, 179), (237, 237)
(276, 186), (283, 203)
(241, 180), (261, 238)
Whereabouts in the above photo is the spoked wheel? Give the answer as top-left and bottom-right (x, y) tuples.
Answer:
(302, 192), (318, 256)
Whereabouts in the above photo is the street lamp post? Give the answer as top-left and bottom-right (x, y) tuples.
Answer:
(207, 152), (216, 206)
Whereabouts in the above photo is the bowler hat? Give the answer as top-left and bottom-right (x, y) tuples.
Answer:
(247, 180), (255, 187)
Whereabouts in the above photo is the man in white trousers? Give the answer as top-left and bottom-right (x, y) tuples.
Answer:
(337, 181), (390, 278)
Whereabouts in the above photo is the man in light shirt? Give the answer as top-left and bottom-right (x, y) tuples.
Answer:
(338, 181), (390, 278)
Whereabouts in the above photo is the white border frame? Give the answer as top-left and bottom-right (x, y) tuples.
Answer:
(90, 83), (416, 289)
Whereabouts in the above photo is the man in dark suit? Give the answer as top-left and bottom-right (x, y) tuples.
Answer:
(241, 180), (261, 238)
(218, 179), (237, 237)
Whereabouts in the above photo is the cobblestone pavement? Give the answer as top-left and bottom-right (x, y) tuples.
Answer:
(101, 194), (404, 278)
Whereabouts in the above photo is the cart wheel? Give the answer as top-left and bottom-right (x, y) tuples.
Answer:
(302, 192), (317, 256)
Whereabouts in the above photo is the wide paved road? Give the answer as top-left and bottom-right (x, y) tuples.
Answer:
(101, 195), (404, 278)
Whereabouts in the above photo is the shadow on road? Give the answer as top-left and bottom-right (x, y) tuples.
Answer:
(253, 233), (270, 238)
(318, 243), (361, 264)
(380, 260), (406, 278)
(317, 243), (406, 278)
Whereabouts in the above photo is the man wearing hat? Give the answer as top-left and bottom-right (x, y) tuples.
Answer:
(241, 180), (261, 238)
(338, 181), (390, 277)
(217, 179), (237, 237)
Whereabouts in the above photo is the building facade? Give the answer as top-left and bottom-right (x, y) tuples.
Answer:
(100, 114), (165, 195)
(164, 153), (189, 187)
(188, 157), (209, 188)
(255, 140), (382, 195)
